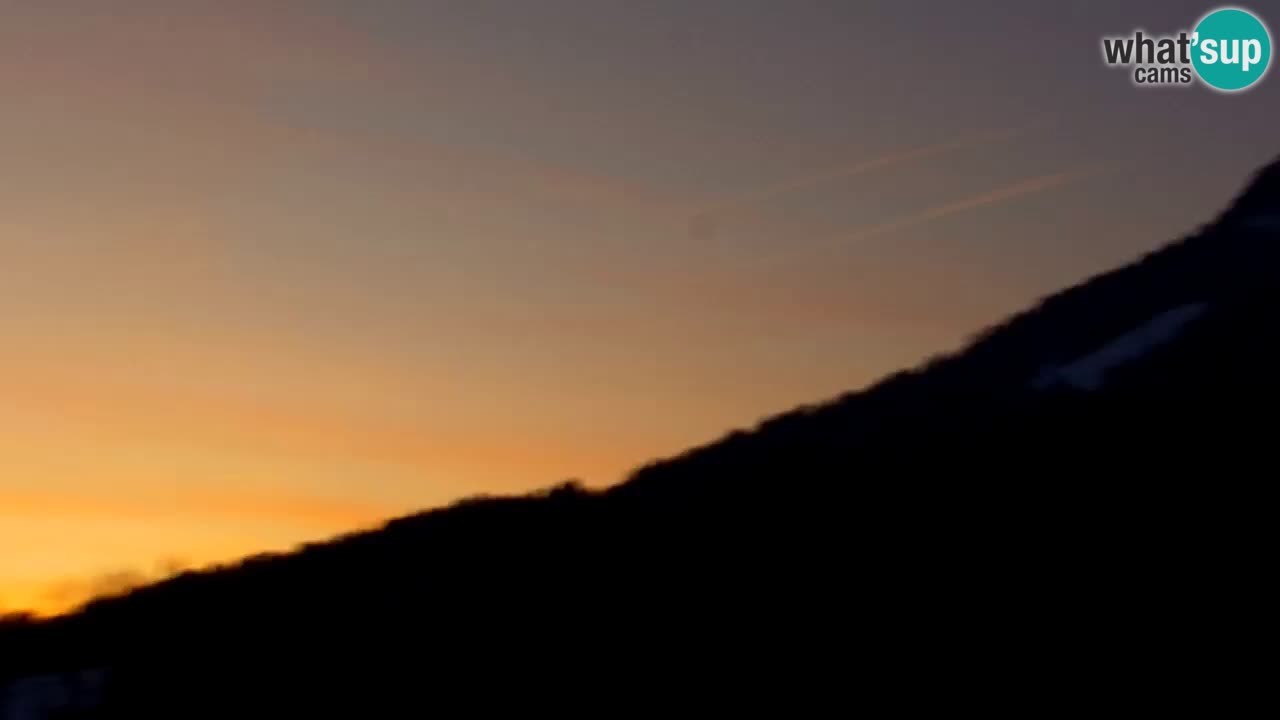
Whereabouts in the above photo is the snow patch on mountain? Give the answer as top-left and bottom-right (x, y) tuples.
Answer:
(1032, 303), (1208, 392)
(1, 670), (106, 720)
(1242, 214), (1280, 232)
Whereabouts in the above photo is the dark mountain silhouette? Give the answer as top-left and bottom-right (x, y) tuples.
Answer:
(3, 158), (1277, 716)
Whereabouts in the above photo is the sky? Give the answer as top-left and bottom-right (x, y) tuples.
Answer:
(2, 0), (1278, 614)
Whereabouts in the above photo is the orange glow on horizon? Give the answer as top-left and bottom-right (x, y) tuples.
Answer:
(2, 2), (1252, 617)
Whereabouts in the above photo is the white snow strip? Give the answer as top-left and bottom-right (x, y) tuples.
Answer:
(1032, 303), (1208, 392)
(1, 670), (107, 720)
(1242, 214), (1280, 232)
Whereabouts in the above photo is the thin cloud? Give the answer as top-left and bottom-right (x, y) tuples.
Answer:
(688, 127), (1026, 239)
(839, 168), (1096, 243)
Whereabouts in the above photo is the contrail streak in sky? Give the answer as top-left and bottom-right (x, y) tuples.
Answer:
(688, 127), (1026, 239)
(838, 168), (1095, 243)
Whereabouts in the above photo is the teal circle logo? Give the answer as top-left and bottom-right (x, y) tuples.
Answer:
(1192, 7), (1272, 91)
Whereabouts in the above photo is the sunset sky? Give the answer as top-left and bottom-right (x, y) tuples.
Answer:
(2, 0), (1277, 614)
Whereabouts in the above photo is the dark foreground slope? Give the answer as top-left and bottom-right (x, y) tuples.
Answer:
(3, 160), (1278, 715)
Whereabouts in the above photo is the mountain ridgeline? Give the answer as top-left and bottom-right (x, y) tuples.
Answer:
(3, 159), (1277, 715)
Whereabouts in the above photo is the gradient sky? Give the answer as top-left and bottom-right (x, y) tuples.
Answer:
(2, 0), (1278, 614)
